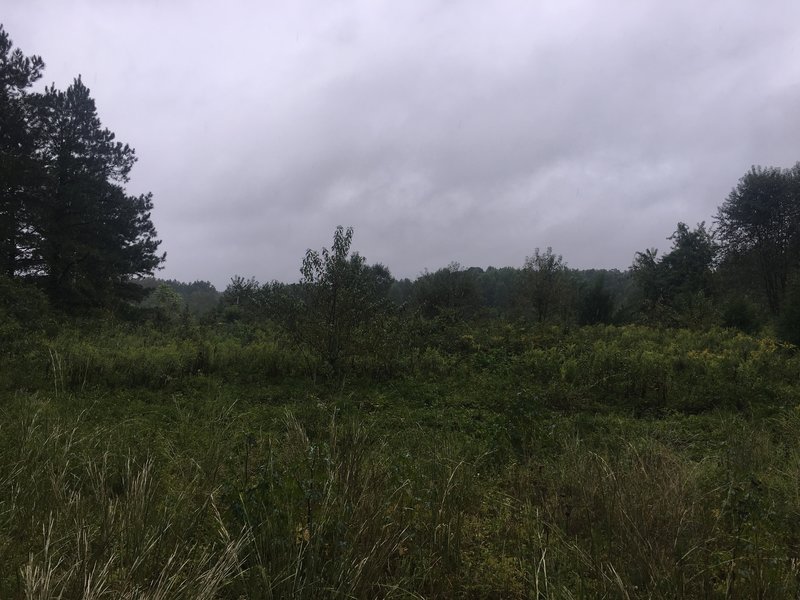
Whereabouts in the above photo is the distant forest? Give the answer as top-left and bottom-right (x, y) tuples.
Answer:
(3, 22), (800, 348)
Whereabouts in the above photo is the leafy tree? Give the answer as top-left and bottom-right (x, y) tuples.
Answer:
(223, 276), (261, 309)
(716, 165), (800, 314)
(660, 222), (717, 295)
(573, 268), (634, 322)
(476, 266), (524, 317)
(298, 226), (392, 371)
(140, 278), (220, 316)
(149, 283), (184, 324)
(631, 248), (663, 308)
(523, 247), (568, 323)
(170, 280), (219, 315)
(0, 25), (44, 278)
(0, 273), (46, 318)
(411, 262), (482, 320)
(632, 223), (717, 324)
(388, 277), (413, 306)
(720, 296), (761, 334)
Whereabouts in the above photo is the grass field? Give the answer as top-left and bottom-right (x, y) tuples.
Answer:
(2, 320), (799, 598)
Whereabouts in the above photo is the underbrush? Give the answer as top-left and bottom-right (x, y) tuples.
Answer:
(2, 390), (800, 598)
(2, 321), (800, 597)
(6, 322), (799, 416)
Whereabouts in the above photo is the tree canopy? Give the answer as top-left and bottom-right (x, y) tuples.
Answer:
(298, 226), (393, 370)
(524, 247), (569, 323)
(716, 165), (800, 314)
(632, 222), (717, 325)
(0, 25), (164, 309)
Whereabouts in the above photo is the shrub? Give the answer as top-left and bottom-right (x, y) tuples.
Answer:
(721, 296), (762, 334)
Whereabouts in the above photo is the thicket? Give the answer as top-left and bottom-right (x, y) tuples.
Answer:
(4, 318), (798, 414)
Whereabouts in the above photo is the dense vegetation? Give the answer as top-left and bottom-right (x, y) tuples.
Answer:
(3, 316), (800, 598)
(3, 22), (800, 599)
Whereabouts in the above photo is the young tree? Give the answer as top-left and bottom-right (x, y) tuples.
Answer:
(631, 248), (664, 308)
(149, 282), (184, 324)
(661, 222), (717, 296)
(716, 165), (800, 314)
(298, 226), (392, 370)
(223, 275), (261, 308)
(523, 247), (568, 323)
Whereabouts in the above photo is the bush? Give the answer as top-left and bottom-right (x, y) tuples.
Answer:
(721, 296), (761, 334)
(777, 283), (800, 346)
(0, 276), (50, 329)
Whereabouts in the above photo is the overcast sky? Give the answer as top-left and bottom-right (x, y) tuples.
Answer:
(5, 1), (800, 288)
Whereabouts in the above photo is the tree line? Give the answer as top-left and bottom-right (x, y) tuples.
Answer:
(211, 161), (800, 369)
(2, 23), (800, 352)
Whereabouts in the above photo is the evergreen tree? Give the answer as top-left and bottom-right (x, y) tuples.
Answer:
(1, 25), (164, 309)
(0, 25), (44, 278)
(27, 77), (164, 306)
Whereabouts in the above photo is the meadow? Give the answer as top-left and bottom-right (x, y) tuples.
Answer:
(2, 318), (800, 599)
(3, 13), (800, 599)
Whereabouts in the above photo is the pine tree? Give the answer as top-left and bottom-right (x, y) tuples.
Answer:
(27, 77), (165, 306)
(1, 25), (165, 308)
(0, 25), (44, 277)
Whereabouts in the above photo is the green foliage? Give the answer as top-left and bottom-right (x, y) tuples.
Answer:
(140, 278), (220, 315)
(149, 282), (185, 324)
(633, 222), (717, 326)
(0, 25), (164, 310)
(578, 274), (614, 325)
(297, 226), (393, 372)
(523, 247), (571, 323)
(717, 164), (800, 314)
(0, 273), (49, 325)
(0, 275), (51, 368)
(663, 222), (718, 292)
(721, 296), (762, 334)
(3, 352), (800, 597)
(3, 310), (800, 597)
(476, 266), (525, 315)
(776, 281), (800, 346)
(222, 275), (260, 311)
(0, 25), (44, 279)
(29, 78), (164, 307)
(411, 262), (483, 319)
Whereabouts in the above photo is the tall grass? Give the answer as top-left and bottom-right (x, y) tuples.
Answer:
(3, 321), (800, 597)
(0, 403), (243, 598)
(2, 391), (800, 598)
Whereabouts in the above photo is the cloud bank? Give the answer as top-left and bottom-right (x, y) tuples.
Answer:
(6, 1), (800, 286)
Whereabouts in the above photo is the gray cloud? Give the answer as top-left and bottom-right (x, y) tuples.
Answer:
(5, 0), (800, 287)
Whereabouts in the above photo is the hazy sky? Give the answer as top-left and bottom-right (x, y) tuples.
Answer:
(5, 1), (800, 287)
